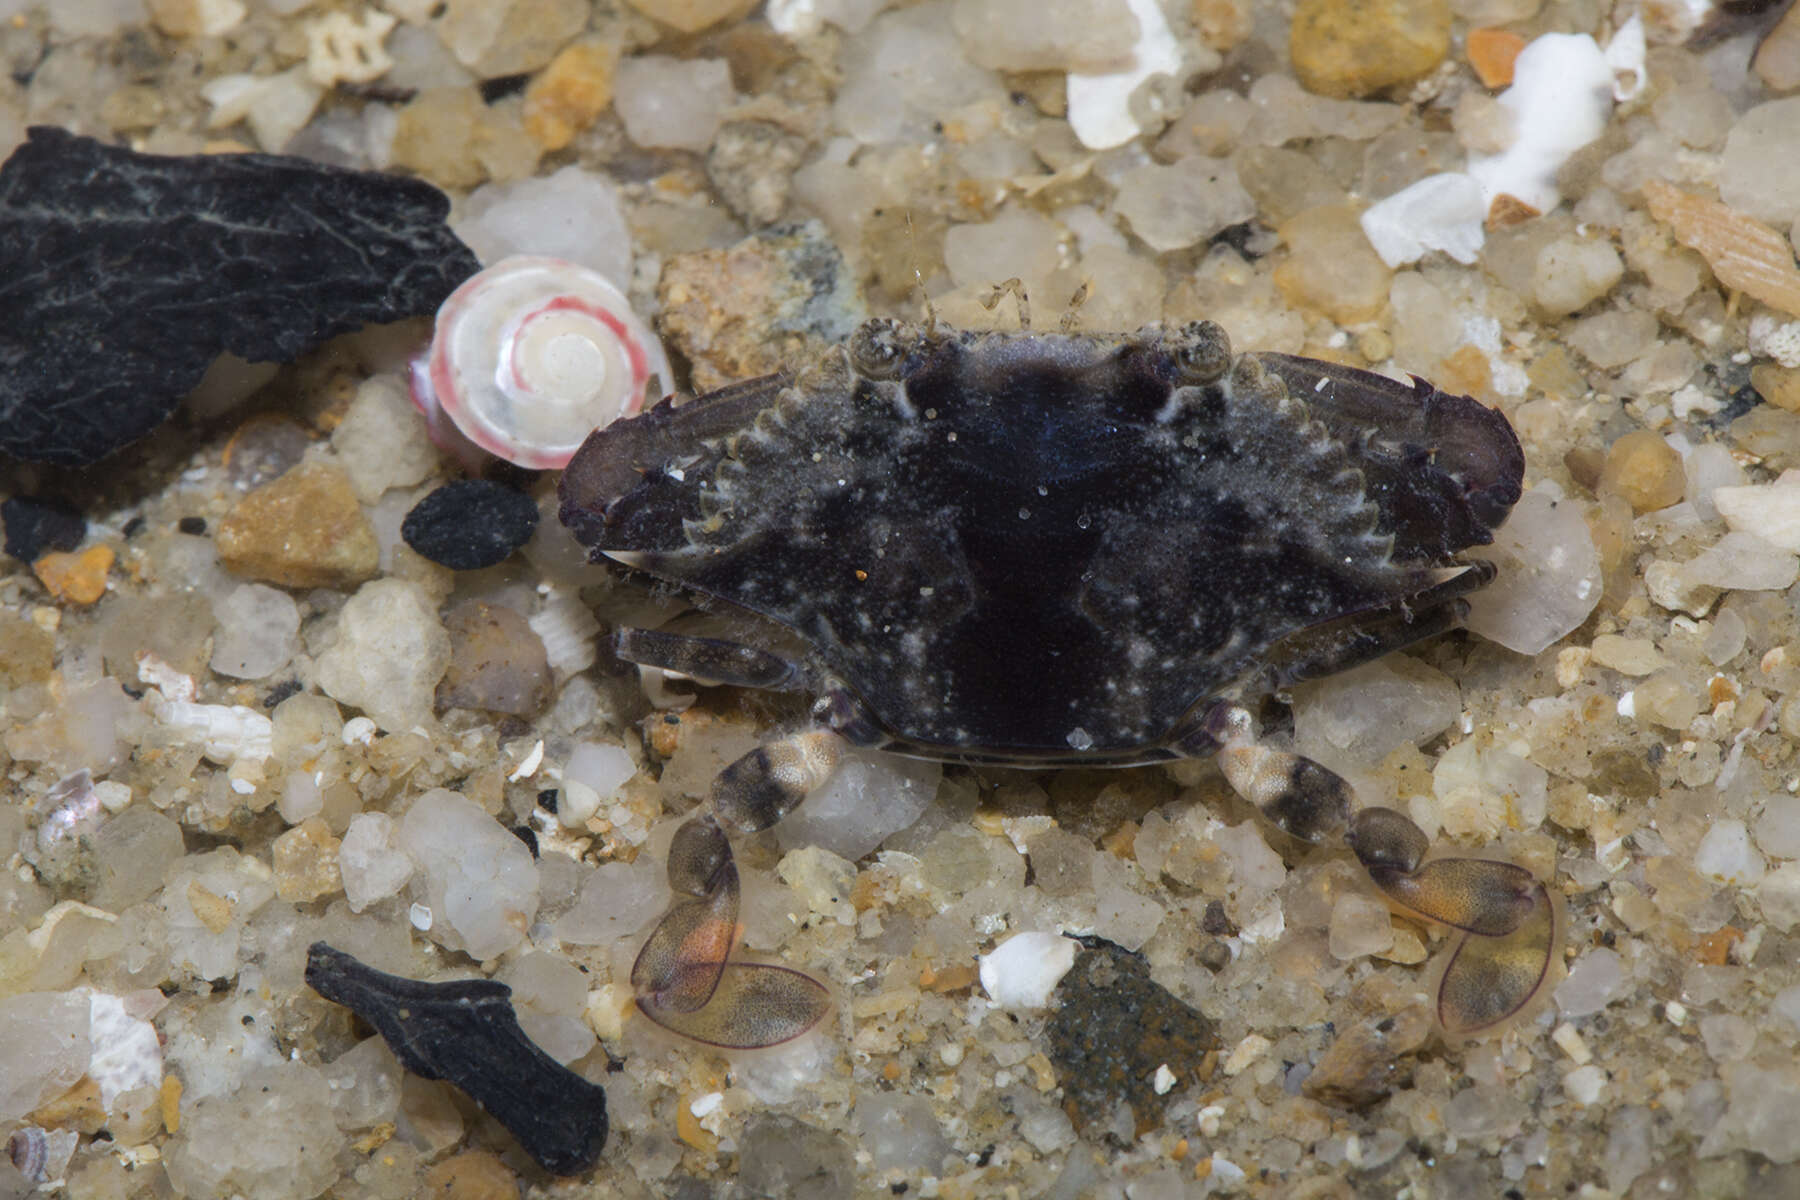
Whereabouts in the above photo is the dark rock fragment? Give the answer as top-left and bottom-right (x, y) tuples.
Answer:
(2, 496), (84, 562)
(1043, 936), (1218, 1139)
(436, 600), (553, 716)
(1302, 1003), (1433, 1109)
(402, 479), (539, 570)
(0, 127), (478, 466)
(303, 942), (608, 1175)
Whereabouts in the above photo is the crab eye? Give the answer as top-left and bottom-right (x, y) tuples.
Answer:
(849, 318), (909, 380)
(1172, 320), (1232, 384)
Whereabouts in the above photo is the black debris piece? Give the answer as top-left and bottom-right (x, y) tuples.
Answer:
(0, 127), (479, 466)
(176, 516), (208, 535)
(304, 942), (608, 1175)
(2, 495), (85, 562)
(402, 479), (540, 570)
(1043, 936), (1219, 1141)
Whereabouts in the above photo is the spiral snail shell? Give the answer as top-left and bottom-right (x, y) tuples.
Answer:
(410, 255), (673, 471)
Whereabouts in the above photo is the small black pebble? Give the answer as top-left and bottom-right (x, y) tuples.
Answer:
(480, 72), (531, 103)
(177, 515), (207, 535)
(537, 788), (559, 812)
(401, 479), (538, 570)
(2, 495), (84, 561)
(263, 679), (302, 708)
(121, 515), (145, 538)
(511, 826), (539, 857)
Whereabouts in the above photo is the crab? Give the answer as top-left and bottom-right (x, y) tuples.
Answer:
(557, 317), (1562, 1052)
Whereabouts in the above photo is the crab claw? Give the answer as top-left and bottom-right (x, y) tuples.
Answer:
(635, 961), (832, 1050)
(1434, 878), (1563, 1039)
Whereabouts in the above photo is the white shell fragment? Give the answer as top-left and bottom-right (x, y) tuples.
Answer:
(411, 256), (673, 471)
(1466, 32), (1617, 217)
(1360, 172), (1488, 268)
(1065, 0), (1184, 150)
(1364, 22), (1640, 268)
(979, 930), (1077, 1010)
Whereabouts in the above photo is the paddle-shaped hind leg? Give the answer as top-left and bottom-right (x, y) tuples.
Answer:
(631, 732), (840, 1048)
(1203, 704), (1562, 1040)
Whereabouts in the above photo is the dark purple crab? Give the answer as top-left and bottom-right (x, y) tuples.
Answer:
(558, 318), (1561, 1050)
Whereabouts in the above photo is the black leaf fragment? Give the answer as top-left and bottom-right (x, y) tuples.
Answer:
(304, 942), (608, 1175)
(0, 127), (479, 466)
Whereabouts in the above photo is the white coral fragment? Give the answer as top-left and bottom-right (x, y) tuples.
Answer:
(979, 931), (1076, 1010)
(153, 697), (274, 765)
(306, 9), (399, 87)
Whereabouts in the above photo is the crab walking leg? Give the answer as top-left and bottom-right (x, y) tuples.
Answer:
(631, 733), (841, 1048)
(1206, 704), (1352, 844)
(710, 730), (843, 834)
(614, 627), (805, 690)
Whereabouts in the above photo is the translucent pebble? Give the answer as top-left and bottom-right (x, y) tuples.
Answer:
(552, 857), (669, 947)
(1699, 1012), (1756, 1062)
(398, 789), (539, 960)
(319, 1037), (402, 1130)
(1681, 532), (1799, 592)
(91, 807), (184, 912)
(1754, 795), (1800, 860)
(454, 166), (633, 285)
(943, 209), (1063, 291)
(613, 56), (735, 153)
(1555, 946), (1626, 1017)
(1532, 236), (1623, 315)
(1719, 98), (1800, 227)
(851, 1091), (954, 1172)
(163, 1062), (343, 1200)
(1757, 863), (1800, 931)
(1567, 309), (1658, 370)
(209, 583), (301, 680)
(775, 749), (940, 861)
(832, 2), (1002, 145)
(1464, 491), (1603, 655)
(316, 579), (451, 734)
(338, 812), (415, 912)
(499, 952), (596, 1064)
(329, 376), (437, 504)
(1603, 1106), (1655, 1195)
(1293, 655), (1460, 772)
(1695, 818), (1765, 886)
(161, 848), (276, 981)
(1685, 444), (1747, 522)
(1327, 892), (1394, 960)
(1113, 156), (1255, 253)
(0, 991), (91, 1122)
(951, 0), (1140, 72)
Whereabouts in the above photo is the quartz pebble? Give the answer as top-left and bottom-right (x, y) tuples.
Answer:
(162, 1062), (343, 1200)
(1679, 532), (1799, 592)
(1755, 2), (1800, 92)
(1273, 204), (1392, 324)
(775, 749), (940, 860)
(209, 583), (300, 680)
(621, 0), (753, 32)
(523, 39), (617, 152)
(338, 812), (414, 912)
(1532, 236), (1623, 316)
(439, 0), (587, 77)
(831, 3), (1002, 145)
(316, 578), (451, 733)
(401, 481), (539, 571)
(1288, 0), (1449, 99)
(1463, 490), (1602, 655)
(952, 0), (1139, 72)
(1719, 98), (1800, 228)
(613, 56), (735, 153)
(216, 462), (380, 590)
(455, 166), (633, 286)
(1694, 819), (1765, 887)
(435, 601), (552, 717)
(1598, 431), (1684, 513)
(0, 991), (90, 1122)
(1555, 947), (1626, 1017)
(1293, 655), (1459, 772)
(399, 789), (538, 960)
(1712, 472), (1800, 550)
(1113, 156), (1254, 253)
(272, 817), (344, 902)
(329, 377), (437, 504)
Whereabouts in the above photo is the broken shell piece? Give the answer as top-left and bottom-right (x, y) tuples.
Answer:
(411, 255), (673, 471)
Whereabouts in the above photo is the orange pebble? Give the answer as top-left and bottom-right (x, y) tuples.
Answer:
(1695, 926), (1742, 966)
(33, 545), (112, 605)
(1467, 28), (1526, 88)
